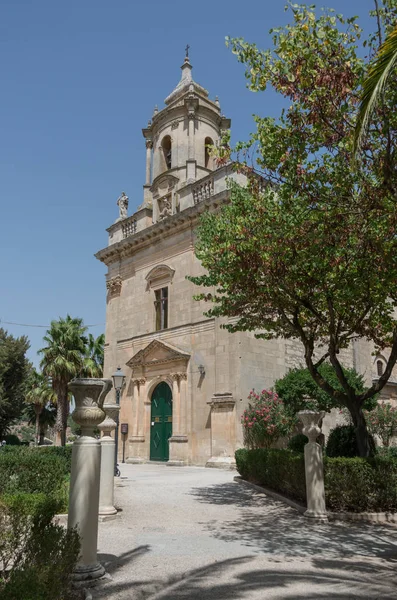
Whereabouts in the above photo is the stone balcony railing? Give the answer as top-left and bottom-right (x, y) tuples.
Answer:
(193, 176), (215, 204)
(121, 217), (137, 238)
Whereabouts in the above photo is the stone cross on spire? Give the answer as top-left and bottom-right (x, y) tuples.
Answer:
(185, 44), (190, 58)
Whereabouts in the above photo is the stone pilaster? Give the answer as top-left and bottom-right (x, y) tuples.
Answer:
(168, 372), (188, 466)
(145, 140), (153, 185)
(206, 392), (236, 469)
(298, 410), (328, 522)
(126, 378), (146, 464)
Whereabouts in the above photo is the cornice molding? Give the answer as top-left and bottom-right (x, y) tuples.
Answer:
(95, 190), (229, 266)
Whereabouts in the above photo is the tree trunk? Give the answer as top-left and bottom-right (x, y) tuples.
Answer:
(350, 403), (372, 457)
(39, 425), (45, 446)
(34, 406), (41, 446)
(55, 384), (68, 447)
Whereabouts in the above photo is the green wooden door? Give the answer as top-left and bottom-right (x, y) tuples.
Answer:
(150, 382), (172, 461)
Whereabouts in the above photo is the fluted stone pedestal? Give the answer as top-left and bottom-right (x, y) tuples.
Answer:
(67, 378), (112, 584)
(298, 410), (328, 522)
(98, 404), (120, 519)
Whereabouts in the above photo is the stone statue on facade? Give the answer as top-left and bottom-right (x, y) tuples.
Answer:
(116, 192), (129, 221)
(158, 197), (172, 220)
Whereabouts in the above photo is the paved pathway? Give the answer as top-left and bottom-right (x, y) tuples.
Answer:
(95, 463), (397, 599)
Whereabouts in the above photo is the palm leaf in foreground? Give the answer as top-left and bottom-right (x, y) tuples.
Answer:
(354, 26), (397, 157)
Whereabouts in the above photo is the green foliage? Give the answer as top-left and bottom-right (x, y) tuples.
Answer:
(355, 23), (397, 155)
(0, 328), (31, 438)
(287, 434), (308, 453)
(241, 389), (295, 448)
(235, 447), (306, 503)
(39, 315), (88, 446)
(274, 364), (374, 413)
(365, 402), (397, 446)
(190, 3), (397, 457)
(236, 447), (397, 512)
(326, 425), (359, 457)
(324, 455), (397, 512)
(0, 493), (79, 600)
(377, 445), (397, 458)
(82, 332), (105, 378)
(0, 446), (71, 507)
(24, 370), (56, 445)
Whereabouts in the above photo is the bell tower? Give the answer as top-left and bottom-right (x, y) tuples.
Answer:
(141, 50), (231, 217)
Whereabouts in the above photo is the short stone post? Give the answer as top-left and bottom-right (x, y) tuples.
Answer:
(67, 378), (112, 584)
(298, 410), (328, 522)
(98, 404), (120, 518)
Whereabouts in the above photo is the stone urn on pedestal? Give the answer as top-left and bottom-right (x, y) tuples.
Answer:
(98, 403), (120, 518)
(67, 378), (112, 584)
(297, 410), (328, 522)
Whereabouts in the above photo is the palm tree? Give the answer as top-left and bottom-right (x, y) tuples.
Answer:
(83, 333), (105, 378)
(25, 401), (57, 445)
(25, 370), (56, 445)
(39, 316), (87, 446)
(354, 26), (397, 156)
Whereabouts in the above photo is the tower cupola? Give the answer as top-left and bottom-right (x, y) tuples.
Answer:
(141, 50), (231, 212)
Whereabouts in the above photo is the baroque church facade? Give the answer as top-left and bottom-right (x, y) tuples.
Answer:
(95, 54), (395, 467)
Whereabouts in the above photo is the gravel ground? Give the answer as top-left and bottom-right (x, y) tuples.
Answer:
(93, 463), (397, 599)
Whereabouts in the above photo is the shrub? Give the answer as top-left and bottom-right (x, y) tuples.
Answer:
(365, 402), (397, 447)
(0, 493), (80, 600)
(324, 456), (397, 512)
(2, 434), (21, 445)
(326, 425), (358, 457)
(0, 446), (71, 498)
(377, 446), (397, 459)
(287, 434), (308, 453)
(236, 447), (397, 512)
(241, 389), (295, 449)
(235, 447), (306, 503)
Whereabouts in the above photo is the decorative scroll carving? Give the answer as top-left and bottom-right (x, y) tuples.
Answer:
(171, 120), (179, 130)
(106, 276), (122, 296)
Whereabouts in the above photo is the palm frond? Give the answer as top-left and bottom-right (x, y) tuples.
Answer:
(354, 26), (397, 157)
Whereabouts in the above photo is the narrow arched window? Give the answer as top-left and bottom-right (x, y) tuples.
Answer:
(204, 137), (214, 169)
(377, 360), (384, 377)
(161, 136), (172, 170)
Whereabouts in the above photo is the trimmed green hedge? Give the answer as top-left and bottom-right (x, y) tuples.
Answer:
(235, 448), (397, 513)
(0, 446), (72, 512)
(235, 448), (306, 503)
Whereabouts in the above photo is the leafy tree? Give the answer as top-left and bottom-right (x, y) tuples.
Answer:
(274, 364), (376, 414)
(189, 3), (397, 457)
(25, 370), (56, 445)
(82, 333), (105, 378)
(0, 328), (31, 438)
(39, 316), (87, 446)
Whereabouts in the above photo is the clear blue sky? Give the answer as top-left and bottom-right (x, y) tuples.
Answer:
(0, 0), (376, 367)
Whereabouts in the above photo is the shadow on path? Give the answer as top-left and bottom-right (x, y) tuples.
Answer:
(93, 553), (397, 599)
(190, 482), (397, 561)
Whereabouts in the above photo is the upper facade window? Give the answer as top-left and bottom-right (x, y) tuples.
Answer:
(377, 360), (384, 377)
(161, 135), (172, 171)
(155, 287), (168, 331)
(205, 137), (214, 169)
(145, 264), (175, 332)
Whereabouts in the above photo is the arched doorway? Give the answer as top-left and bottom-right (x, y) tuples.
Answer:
(150, 382), (172, 461)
